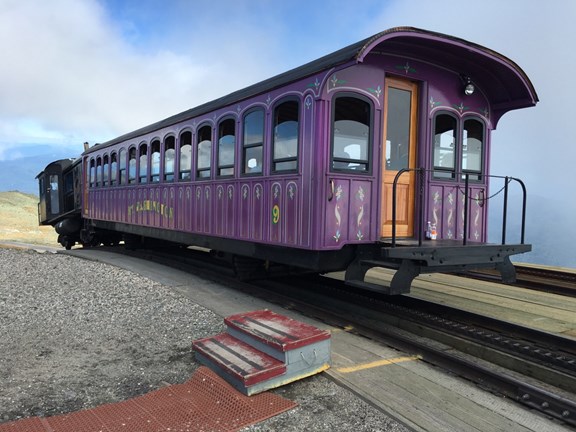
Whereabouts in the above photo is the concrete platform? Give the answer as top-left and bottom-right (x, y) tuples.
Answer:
(62, 248), (571, 432)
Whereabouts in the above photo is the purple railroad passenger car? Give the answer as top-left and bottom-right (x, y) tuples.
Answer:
(37, 27), (538, 294)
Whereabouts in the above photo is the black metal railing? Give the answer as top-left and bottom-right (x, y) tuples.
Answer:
(391, 168), (527, 248)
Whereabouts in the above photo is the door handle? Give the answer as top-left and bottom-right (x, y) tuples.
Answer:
(328, 179), (334, 201)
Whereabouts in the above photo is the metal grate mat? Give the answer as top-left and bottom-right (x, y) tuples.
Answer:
(0, 366), (297, 432)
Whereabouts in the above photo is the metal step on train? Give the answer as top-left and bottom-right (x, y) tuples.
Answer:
(192, 310), (332, 396)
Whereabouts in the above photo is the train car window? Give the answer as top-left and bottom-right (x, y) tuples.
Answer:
(385, 87), (413, 171)
(218, 118), (235, 177)
(197, 125), (212, 179)
(462, 118), (484, 180)
(433, 113), (457, 179)
(128, 147), (137, 184)
(151, 140), (161, 183)
(96, 157), (103, 187)
(89, 158), (96, 188)
(331, 95), (371, 172)
(179, 131), (192, 181)
(138, 143), (148, 184)
(164, 136), (176, 182)
(50, 174), (59, 213)
(110, 152), (118, 186)
(273, 100), (299, 172)
(119, 149), (127, 185)
(242, 108), (264, 175)
(103, 155), (109, 187)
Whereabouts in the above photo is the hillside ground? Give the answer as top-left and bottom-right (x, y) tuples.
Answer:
(0, 191), (58, 245)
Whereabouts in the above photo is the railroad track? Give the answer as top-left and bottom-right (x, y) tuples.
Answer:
(464, 264), (576, 297)
(253, 274), (576, 427)
(77, 246), (576, 427)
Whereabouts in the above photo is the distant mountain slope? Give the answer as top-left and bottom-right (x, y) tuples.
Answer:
(0, 145), (78, 194)
(0, 191), (57, 245)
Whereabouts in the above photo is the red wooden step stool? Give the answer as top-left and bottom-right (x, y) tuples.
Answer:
(192, 310), (331, 395)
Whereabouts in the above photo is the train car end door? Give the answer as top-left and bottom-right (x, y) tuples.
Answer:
(380, 77), (418, 238)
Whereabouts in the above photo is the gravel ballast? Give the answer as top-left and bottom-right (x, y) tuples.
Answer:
(0, 248), (408, 431)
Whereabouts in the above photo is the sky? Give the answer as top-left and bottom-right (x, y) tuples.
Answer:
(0, 0), (575, 266)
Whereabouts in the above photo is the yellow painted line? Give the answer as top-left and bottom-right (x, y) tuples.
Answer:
(336, 355), (422, 373)
(330, 325), (355, 334)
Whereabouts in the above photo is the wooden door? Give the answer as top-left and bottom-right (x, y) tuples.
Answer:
(380, 77), (418, 238)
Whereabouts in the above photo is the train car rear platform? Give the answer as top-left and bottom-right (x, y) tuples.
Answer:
(57, 247), (570, 432)
(347, 238), (530, 295)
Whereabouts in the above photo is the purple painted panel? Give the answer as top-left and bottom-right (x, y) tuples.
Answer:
(216, 185), (225, 236)
(252, 183), (264, 241)
(109, 190), (115, 221)
(93, 190), (99, 220)
(203, 185), (211, 233)
(195, 186), (203, 232)
(168, 187), (176, 229)
(428, 184), (486, 242)
(161, 188), (168, 228)
(126, 189), (135, 225)
(226, 185), (235, 237)
(239, 184), (250, 238)
(114, 190), (119, 223)
(177, 187), (185, 231)
(270, 182), (282, 243)
(348, 181), (371, 242)
(324, 180), (350, 246)
(117, 190), (122, 223)
(466, 186), (486, 242)
(429, 185), (456, 240)
(184, 186), (192, 232)
(154, 188), (161, 227)
(285, 182), (298, 245)
(94, 191), (98, 220)
(136, 189), (143, 226)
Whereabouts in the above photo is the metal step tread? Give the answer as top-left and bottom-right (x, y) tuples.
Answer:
(192, 332), (286, 387)
(225, 309), (331, 353)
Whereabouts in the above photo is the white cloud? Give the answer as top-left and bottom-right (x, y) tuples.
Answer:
(0, 0), (278, 155)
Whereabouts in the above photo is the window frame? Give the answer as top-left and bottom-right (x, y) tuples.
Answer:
(96, 156), (103, 187)
(89, 158), (96, 188)
(431, 111), (486, 182)
(461, 116), (485, 181)
(330, 92), (373, 174)
(164, 135), (176, 182)
(138, 142), (149, 184)
(150, 139), (161, 183)
(271, 98), (300, 173)
(432, 111), (459, 180)
(178, 130), (193, 181)
(196, 124), (213, 180)
(102, 154), (110, 187)
(110, 151), (118, 186)
(242, 107), (265, 176)
(128, 146), (137, 184)
(118, 148), (127, 185)
(217, 117), (236, 177)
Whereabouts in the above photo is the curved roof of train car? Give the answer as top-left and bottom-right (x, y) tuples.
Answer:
(86, 26), (538, 154)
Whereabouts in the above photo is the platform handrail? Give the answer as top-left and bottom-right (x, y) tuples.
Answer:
(390, 168), (528, 248)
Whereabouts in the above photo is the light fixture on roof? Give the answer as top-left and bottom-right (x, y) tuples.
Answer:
(462, 75), (475, 96)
